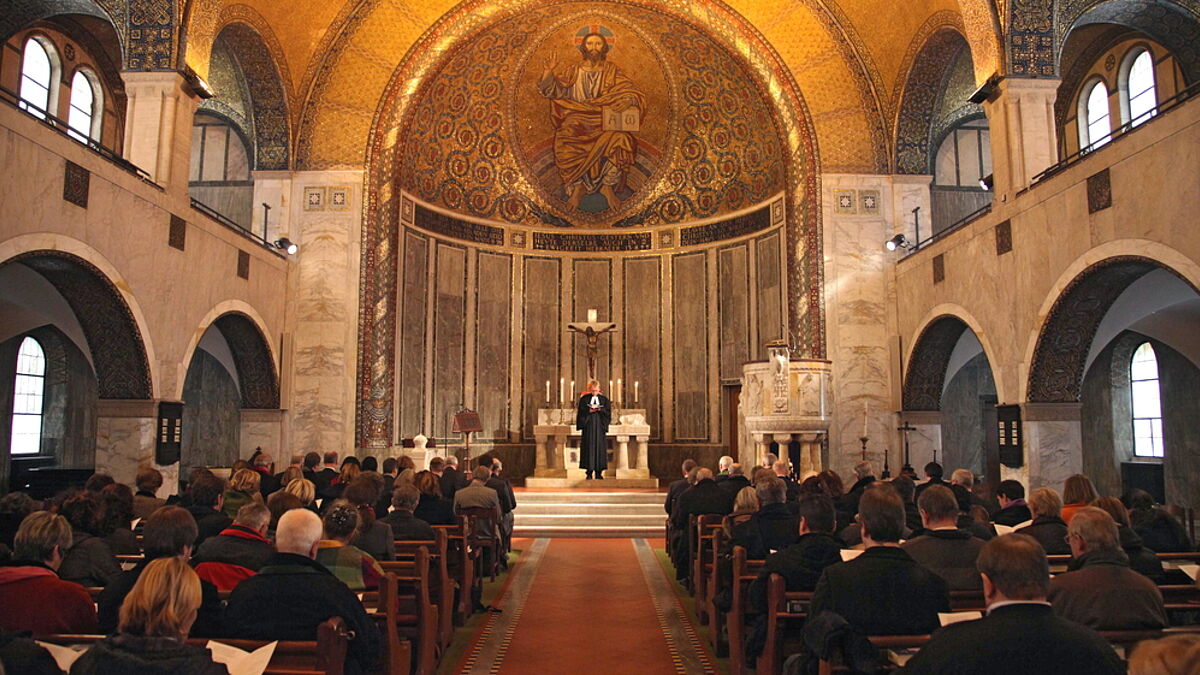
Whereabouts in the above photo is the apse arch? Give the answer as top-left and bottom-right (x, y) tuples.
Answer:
(352, 0), (823, 448)
(952, 0), (1003, 84)
(0, 0), (117, 47)
(205, 19), (292, 170)
(189, 311), (280, 410)
(0, 249), (152, 400)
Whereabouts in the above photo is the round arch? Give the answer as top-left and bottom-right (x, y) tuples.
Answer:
(903, 309), (1003, 411)
(0, 0), (117, 47)
(1057, 0), (1200, 83)
(206, 20), (292, 170)
(953, 0), (1003, 84)
(177, 299), (279, 404)
(0, 249), (152, 400)
(905, 303), (1008, 405)
(894, 18), (979, 174)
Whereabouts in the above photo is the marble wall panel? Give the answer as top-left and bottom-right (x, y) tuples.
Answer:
(673, 253), (709, 440)
(572, 259), (612, 386)
(432, 244), (467, 440)
(94, 416), (156, 487)
(398, 231), (429, 438)
(718, 245), (750, 381)
(624, 257), (662, 440)
(756, 232), (783, 358)
(475, 252), (512, 440)
(941, 353), (997, 476)
(624, 255), (662, 437)
(1024, 419), (1083, 490)
(180, 348), (241, 471)
(522, 257), (560, 440)
(906, 422), (944, 471)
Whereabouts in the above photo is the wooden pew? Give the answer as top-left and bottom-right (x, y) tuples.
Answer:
(458, 507), (503, 582)
(395, 529), (453, 649)
(39, 616), (354, 675)
(433, 517), (476, 624)
(691, 515), (723, 622)
(373, 549), (438, 675)
(727, 546), (766, 674)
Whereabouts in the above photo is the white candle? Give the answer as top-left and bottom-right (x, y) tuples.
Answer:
(863, 401), (869, 437)
(570, 380), (575, 400)
(617, 378), (622, 402)
(559, 378), (564, 404)
(635, 381), (640, 403)
(545, 380), (551, 403)
(608, 379), (613, 395)
(587, 308), (598, 323)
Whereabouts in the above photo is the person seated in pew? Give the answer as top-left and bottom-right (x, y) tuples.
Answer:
(902, 534), (1124, 675)
(73, 557), (227, 675)
(454, 466), (504, 569)
(1018, 487), (1071, 555)
(993, 479), (1032, 527)
(901, 485), (986, 590)
(810, 483), (950, 636)
(225, 508), (380, 674)
(440, 455), (470, 502)
(221, 469), (264, 520)
(892, 475), (923, 532)
(1091, 496), (1164, 581)
(374, 458), (399, 516)
(193, 502), (276, 592)
(98, 506), (222, 637)
(266, 491), (304, 540)
(412, 471), (456, 526)
(0, 511), (97, 635)
(382, 484), (437, 541)
(100, 483), (141, 555)
(670, 467), (732, 583)
(1127, 634), (1200, 675)
(184, 474), (233, 548)
(58, 491), (122, 588)
(132, 467), (166, 521)
(771, 460), (802, 503)
(728, 478), (800, 560)
(667, 466), (701, 568)
(730, 486), (760, 519)
(664, 459), (698, 516)
(1125, 488), (1194, 553)
(717, 464), (752, 503)
(485, 458), (517, 565)
(316, 502), (385, 591)
(1049, 506), (1167, 630)
(284, 478), (318, 514)
(841, 461), (876, 517)
(344, 478), (395, 562)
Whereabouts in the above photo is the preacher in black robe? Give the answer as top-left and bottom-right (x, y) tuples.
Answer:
(576, 384), (611, 479)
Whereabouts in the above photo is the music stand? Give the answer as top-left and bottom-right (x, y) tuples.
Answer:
(452, 408), (483, 469)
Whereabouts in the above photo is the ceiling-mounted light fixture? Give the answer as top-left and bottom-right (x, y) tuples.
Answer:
(885, 233), (913, 252)
(274, 237), (298, 255)
(182, 67), (215, 99)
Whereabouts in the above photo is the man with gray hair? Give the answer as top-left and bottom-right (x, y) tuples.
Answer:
(728, 477), (799, 558)
(194, 501), (275, 591)
(226, 508), (380, 674)
(1048, 506), (1166, 630)
(382, 483), (436, 541)
(440, 454), (468, 501)
(843, 460), (876, 516)
(715, 455), (734, 482)
(717, 462), (751, 504)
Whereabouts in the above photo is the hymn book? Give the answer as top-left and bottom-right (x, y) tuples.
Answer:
(207, 640), (277, 675)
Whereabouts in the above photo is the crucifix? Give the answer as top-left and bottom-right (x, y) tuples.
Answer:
(567, 308), (617, 384)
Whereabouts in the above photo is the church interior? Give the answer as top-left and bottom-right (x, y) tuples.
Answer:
(2, 0), (1200, 672)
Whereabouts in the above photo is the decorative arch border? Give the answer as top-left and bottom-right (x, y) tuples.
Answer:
(0, 0), (119, 48)
(211, 312), (280, 409)
(351, 0), (823, 448)
(1056, 0), (1200, 83)
(954, 0), (1004, 83)
(177, 299), (278, 405)
(209, 19), (292, 170)
(1024, 243), (1200, 404)
(905, 303), (1008, 406)
(0, 249), (152, 400)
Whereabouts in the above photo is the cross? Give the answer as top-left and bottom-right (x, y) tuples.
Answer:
(567, 308), (617, 384)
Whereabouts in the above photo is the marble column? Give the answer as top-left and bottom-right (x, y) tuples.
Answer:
(636, 434), (649, 471)
(94, 399), (167, 490)
(1022, 402), (1083, 491)
(120, 72), (198, 194)
(901, 411), (943, 471)
(616, 435), (630, 470)
(240, 409), (284, 460)
(982, 78), (1061, 197)
(795, 432), (824, 475)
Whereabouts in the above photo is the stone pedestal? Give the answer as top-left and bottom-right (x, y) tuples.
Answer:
(983, 78), (1061, 197)
(95, 399), (178, 493)
(121, 72), (198, 193)
(527, 408), (657, 487)
(1022, 402), (1083, 490)
(740, 358), (833, 474)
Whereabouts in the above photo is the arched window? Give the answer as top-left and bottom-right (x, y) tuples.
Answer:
(18, 37), (55, 119)
(68, 70), (100, 143)
(933, 119), (992, 188)
(1081, 80), (1111, 150)
(1123, 49), (1157, 127)
(1130, 342), (1164, 458)
(10, 336), (46, 455)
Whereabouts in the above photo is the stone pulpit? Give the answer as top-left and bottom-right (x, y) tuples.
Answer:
(739, 342), (833, 475)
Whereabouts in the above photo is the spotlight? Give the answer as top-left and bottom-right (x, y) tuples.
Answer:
(979, 174), (994, 191)
(968, 75), (1000, 105)
(885, 233), (912, 251)
(274, 237), (298, 255)
(182, 67), (215, 99)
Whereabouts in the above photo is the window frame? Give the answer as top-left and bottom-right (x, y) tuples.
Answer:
(1118, 45), (1157, 128)
(1078, 77), (1113, 151)
(1129, 341), (1165, 459)
(188, 112), (254, 186)
(67, 67), (103, 143)
(18, 34), (61, 119)
(10, 336), (47, 456)
(931, 116), (992, 190)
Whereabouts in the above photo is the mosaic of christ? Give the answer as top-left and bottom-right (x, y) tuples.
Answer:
(519, 21), (669, 216)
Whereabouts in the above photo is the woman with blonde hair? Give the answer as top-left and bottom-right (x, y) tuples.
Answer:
(285, 477), (318, 511)
(732, 485), (760, 515)
(1129, 634), (1200, 675)
(221, 469), (262, 519)
(71, 556), (226, 674)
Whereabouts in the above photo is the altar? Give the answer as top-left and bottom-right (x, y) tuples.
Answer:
(526, 408), (657, 488)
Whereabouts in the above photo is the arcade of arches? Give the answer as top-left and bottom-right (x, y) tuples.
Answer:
(2, 0), (1200, 511)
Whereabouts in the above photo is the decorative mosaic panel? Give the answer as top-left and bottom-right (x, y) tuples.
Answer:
(895, 24), (980, 175)
(169, 214), (186, 251)
(414, 205), (505, 246)
(995, 220), (1012, 255)
(678, 204), (771, 246)
(1009, 0), (1056, 76)
(531, 231), (651, 251)
(903, 316), (969, 411)
(63, 161), (89, 208)
(126, 0), (176, 71)
(859, 190), (880, 215)
(214, 22), (291, 170)
(329, 186), (351, 211)
(1087, 169), (1111, 213)
(303, 187), (326, 211)
(395, 3), (786, 228)
(833, 189), (857, 214)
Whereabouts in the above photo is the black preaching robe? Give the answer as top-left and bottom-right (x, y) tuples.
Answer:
(576, 392), (611, 473)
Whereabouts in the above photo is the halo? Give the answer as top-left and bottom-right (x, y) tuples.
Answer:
(574, 24), (615, 48)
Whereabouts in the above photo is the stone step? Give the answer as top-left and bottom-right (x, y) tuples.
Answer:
(516, 503), (664, 516)
(514, 513), (665, 527)
(516, 491), (664, 505)
(513, 525), (663, 538)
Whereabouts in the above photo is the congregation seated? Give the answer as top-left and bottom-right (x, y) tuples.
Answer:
(901, 484), (986, 590)
(717, 463), (751, 501)
(664, 459), (698, 515)
(813, 470), (853, 532)
(728, 477), (799, 559)
(278, 466), (304, 491)
(840, 460), (876, 516)
(412, 470), (456, 525)
(100, 483), (140, 555)
(374, 458), (399, 515)
(1061, 474), (1100, 524)
(1049, 506), (1167, 630)
(383, 484), (437, 540)
(301, 451), (322, 484)
(344, 478), (395, 561)
(313, 451), (339, 496)
(439, 455), (469, 501)
(225, 508), (380, 674)
(99, 506), (222, 636)
(992, 479), (1032, 526)
(903, 533), (1124, 675)
(1092, 495), (1164, 581)
(221, 469), (264, 519)
(250, 452), (281, 499)
(729, 486), (759, 520)
(284, 477), (318, 513)
(132, 467), (166, 520)
(58, 492), (121, 587)
(1017, 487), (1071, 555)
(892, 475), (923, 532)
(1126, 489), (1193, 553)
(0, 511), (97, 634)
(322, 461), (360, 504)
(73, 557), (227, 675)
(454, 465), (502, 521)
(1128, 634), (1200, 675)
(714, 455), (734, 482)
(913, 461), (948, 499)
(809, 483), (949, 636)
(316, 502), (384, 591)
(484, 457), (518, 558)
(0, 492), (37, 554)
(266, 491), (303, 539)
(771, 460), (802, 502)
(184, 474), (233, 548)
(671, 468), (731, 582)
(194, 502), (276, 591)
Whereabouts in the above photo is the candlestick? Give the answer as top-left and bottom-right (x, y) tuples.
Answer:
(545, 380), (551, 403)
(862, 400), (869, 437)
(608, 379), (613, 395)
(559, 377), (564, 405)
(634, 380), (639, 403)
(587, 308), (598, 323)
(570, 380), (575, 399)
(617, 378), (622, 403)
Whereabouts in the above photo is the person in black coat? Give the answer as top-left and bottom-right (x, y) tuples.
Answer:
(183, 474), (233, 548)
(313, 452), (339, 496)
(665, 460), (698, 515)
(726, 478), (799, 559)
(913, 461), (948, 500)
(717, 465), (752, 506)
(1019, 487), (1071, 555)
(993, 479), (1033, 526)
(810, 483), (950, 636)
(413, 471), (456, 525)
(1125, 489), (1193, 553)
(903, 533), (1124, 675)
(576, 379), (612, 479)
(671, 469), (732, 581)
(225, 509), (380, 675)
(440, 458), (469, 502)
(841, 460), (876, 516)
(382, 484), (436, 541)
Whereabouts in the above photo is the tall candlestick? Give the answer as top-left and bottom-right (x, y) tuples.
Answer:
(545, 380), (551, 403)
(617, 378), (622, 402)
(634, 381), (640, 403)
(862, 400), (869, 437)
(570, 380), (575, 400)
(559, 378), (564, 404)
(587, 308), (598, 323)
(608, 379), (613, 395)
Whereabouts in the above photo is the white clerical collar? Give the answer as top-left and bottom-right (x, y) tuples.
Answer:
(986, 600), (1050, 614)
(590, 394), (600, 406)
